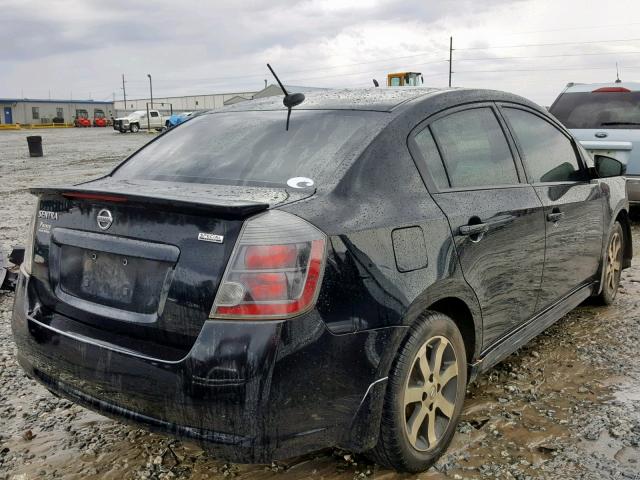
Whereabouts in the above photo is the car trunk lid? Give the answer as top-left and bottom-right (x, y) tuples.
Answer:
(29, 179), (310, 358)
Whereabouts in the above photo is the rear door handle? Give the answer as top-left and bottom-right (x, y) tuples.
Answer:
(546, 211), (565, 222)
(459, 223), (489, 236)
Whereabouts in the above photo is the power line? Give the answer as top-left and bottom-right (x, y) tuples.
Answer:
(455, 65), (640, 74)
(144, 56), (449, 86)
(501, 22), (640, 36)
(71, 36), (640, 99)
(74, 36), (640, 95)
(457, 50), (640, 62)
(456, 37), (640, 51)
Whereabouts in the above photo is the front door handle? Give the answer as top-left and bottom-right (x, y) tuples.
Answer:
(459, 223), (489, 236)
(546, 211), (565, 222)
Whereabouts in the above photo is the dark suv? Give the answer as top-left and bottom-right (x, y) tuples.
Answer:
(11, 88), (631, 473)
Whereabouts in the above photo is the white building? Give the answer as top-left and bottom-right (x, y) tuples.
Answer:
(0, 98), (114, 125)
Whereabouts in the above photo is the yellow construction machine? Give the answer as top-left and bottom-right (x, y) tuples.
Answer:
(386, 72), (424, 86)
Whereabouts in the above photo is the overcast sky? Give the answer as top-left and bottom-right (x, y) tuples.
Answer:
(1, 0), (639, 106)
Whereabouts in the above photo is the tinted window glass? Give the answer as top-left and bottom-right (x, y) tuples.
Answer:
(113, 110), (385, 187)
(549, 91), (640, 129)
(414, 128), (449, 189)
(504, 108), (582, 183)
(430, 108), (518, 188)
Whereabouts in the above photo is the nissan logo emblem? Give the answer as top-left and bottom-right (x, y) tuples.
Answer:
(97, 209), (113, 230)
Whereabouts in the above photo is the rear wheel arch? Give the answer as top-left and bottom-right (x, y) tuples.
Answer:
(426, 297), (477, 366)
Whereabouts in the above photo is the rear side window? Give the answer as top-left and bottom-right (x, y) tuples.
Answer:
(503, 108), (583, 183)
(430, 107), (519, 188)
(549, 91), (640, 129)
(413, 128), (449, 189)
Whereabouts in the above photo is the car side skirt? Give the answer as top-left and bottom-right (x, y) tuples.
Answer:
(470, 282), (595, 378)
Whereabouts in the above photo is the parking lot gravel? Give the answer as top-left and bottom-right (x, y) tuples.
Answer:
(0, 129), (639, 479)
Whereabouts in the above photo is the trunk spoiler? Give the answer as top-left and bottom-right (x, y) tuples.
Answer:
(31, 186), (270, 217)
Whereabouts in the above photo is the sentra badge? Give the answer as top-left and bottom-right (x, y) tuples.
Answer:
(198, 232), (224, 244)
(38, 210), (58, 221)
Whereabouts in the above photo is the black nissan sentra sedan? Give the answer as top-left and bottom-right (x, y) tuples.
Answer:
(12, 87), (631, 472)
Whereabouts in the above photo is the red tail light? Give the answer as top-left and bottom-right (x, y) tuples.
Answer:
(592, 87), (631, 93)
(210, 210), (327, 320)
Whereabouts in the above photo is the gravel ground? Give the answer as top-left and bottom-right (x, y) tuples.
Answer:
(0, 129), (639, 480)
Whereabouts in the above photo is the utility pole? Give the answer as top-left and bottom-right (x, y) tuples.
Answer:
(122, 74), (127, 112)
(147, 74), (153, 108)
(448, 36), (453, 88)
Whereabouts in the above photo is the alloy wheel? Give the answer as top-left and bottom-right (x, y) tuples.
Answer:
(403, 336), (459, 452)
(605, 231), (622, 293)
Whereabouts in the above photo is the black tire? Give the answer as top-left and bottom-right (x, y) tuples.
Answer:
(369, 311), (467, 473)
(130, 123), (139, 133)
(595, 221), (624, 305)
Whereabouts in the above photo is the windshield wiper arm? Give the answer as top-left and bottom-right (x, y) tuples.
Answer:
(601, 122), (640, 126)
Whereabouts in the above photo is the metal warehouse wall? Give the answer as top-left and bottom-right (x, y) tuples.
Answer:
(0, 100), (114, 124)
(113, 91), (256, 113)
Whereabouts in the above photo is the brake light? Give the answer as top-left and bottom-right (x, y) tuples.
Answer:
(592, 87), (631, 93)
(210, 210), (327, 320)
(62, 192), (127, 203)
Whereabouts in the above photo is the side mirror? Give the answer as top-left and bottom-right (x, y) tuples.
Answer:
(594, 154), (626, 178)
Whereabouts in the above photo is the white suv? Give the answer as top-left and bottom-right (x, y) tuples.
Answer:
(549, 82), (640, 204)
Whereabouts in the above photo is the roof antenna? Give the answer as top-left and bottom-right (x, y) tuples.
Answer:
(615, 62), (622, 83)
(267, 63), (305, 131)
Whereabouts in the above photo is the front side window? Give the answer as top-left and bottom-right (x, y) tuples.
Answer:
(503, 108), (583, 183)
(430, 107), (519, 188)
(150, 111), (159, 117)
(32, 107), (39, 120)
(56, 108), (63, 118)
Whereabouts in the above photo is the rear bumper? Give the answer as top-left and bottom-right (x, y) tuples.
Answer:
(626, 176), (640, 204)
(11, 273), (398, 462)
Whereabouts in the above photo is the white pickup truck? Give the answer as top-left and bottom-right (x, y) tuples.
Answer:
(113, 110), (165, 133)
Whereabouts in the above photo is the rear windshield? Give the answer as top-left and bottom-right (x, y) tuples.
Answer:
(113, 109), (385, 188)
(550, 91), (640, 129)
